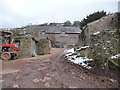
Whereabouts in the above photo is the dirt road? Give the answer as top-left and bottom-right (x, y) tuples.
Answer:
(1, 48), (118, 88)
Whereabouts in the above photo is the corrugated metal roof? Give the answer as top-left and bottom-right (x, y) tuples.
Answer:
(34, 26), (81, 34)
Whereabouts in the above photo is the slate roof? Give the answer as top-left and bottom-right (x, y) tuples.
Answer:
(34, 26), (81, 34)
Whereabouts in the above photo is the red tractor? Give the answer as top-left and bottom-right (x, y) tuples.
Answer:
(0, 31), (19, 60)
(0, 44), (19, 60)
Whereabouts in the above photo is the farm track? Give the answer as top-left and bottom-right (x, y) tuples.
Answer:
(1, 48), (118, 88)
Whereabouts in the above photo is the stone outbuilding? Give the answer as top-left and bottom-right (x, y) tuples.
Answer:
(15, 25), (82, 48)
(36, 26), (82, 47)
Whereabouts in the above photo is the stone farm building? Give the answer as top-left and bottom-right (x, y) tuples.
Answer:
(17, 26), (82, 48)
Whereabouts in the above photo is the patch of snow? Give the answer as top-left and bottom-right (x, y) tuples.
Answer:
(93, 31), (100, 35)
(66, 48), (75, 53)
(81, 46), (90, 49)
(64, 50), (67, 53)
(65, 53), (73, 57)
(76, 48), (80, 51)
(103, 47), (106, 49)
(111, 54), (120, 59)
(76, 46), (90, 51)
(98, 53), (101, 55)
(105, 53), (109, 55)
(65, 48), (93, 70)
(106, 41), (111, 43)
(95, 43), (99, 46)
(68, 44), (75, 45)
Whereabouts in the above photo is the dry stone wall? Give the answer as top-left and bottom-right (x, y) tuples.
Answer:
(85, 13), (118, 34)
(82, 13), (119, 45)
(25, 26), (40, 41)
(13, 36), (33, 59)
(37, 39), (51, 55)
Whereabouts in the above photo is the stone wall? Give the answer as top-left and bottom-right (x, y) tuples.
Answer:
(82, 13), (119, 45)
(25, 26), (40, 41)
(13, 36), (34, 58)
(40, 33), (80, 47)
(11, 29), (21, 36)
(11, 26), (40, 41)
(13, 36), (51, 58)
(10, 27), (52, 59)
(37, 39), (51, 55)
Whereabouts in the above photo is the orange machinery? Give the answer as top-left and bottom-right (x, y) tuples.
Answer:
(0, 44), (18, 60)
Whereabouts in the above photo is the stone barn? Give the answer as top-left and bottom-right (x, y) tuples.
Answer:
(12, 25), (82, 47)
(36, 26), (82, 47)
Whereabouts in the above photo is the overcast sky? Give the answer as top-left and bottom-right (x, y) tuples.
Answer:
(0, 0), (119, 28)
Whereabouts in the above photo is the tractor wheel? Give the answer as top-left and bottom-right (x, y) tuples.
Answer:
(1, 52), (11, 60)
(11, 53), (18, 60)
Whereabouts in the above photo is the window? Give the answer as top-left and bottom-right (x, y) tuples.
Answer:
(61, 31), (65, 35)
(41, 32), (46, 35)
(40, 30), (46, 35)
(40, 30), (46, 38)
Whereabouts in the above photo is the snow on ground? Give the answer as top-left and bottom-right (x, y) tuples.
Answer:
(64, 48), (93, 69)
(64, 47), (119, 70)
(111, 54), (120, 59)
(66, 48), (75, 53)
(76, 46), (90, 51)
(93, 31), (100, 35)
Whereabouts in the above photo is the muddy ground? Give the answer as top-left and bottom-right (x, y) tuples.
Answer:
(1, 48), (118, 88)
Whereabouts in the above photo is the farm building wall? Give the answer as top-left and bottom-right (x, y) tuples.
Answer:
(24, 26), (40, 41)
(40, 33), (79, 47)
(13, 36), (35, 59)
(82, 13), (119, 45)
(13, 36), (51, 59)
(11, 26), (40, 41)
(11, 26), (81, 48)
(37, 39), (51, 55)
